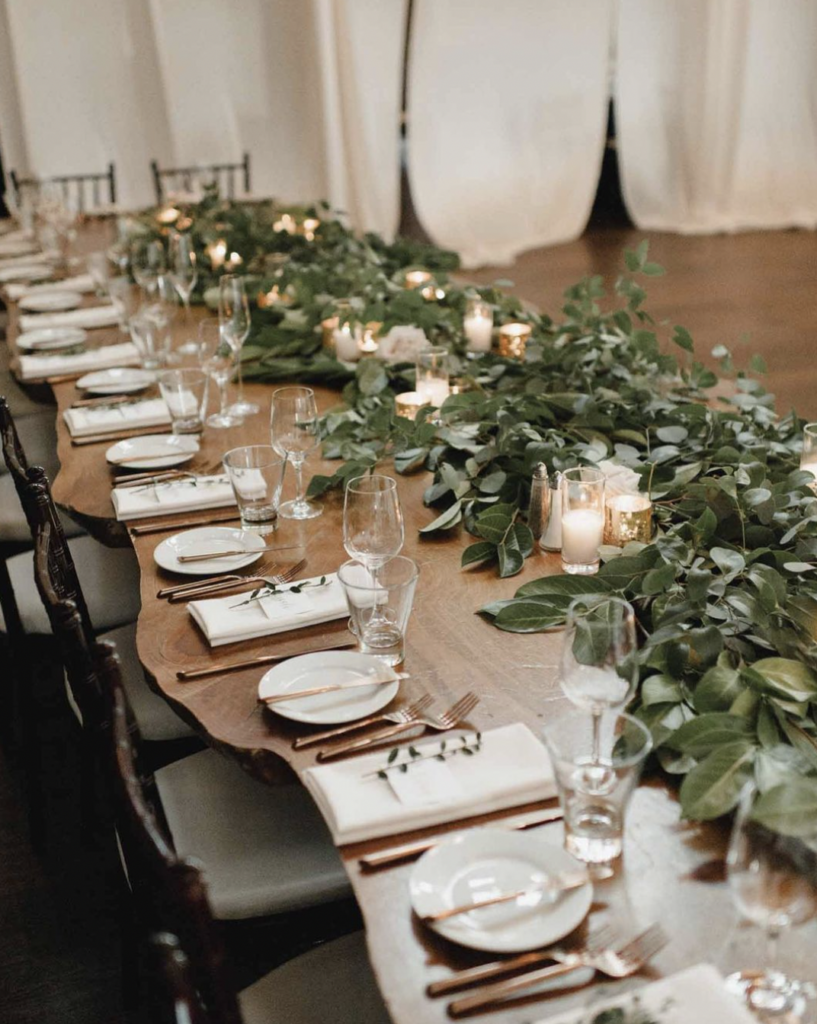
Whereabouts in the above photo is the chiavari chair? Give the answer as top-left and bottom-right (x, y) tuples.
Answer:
(9, 163), (117, 213)
(150, 153), (251, 204)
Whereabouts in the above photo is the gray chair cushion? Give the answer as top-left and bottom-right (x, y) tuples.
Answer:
(99, 622), (195, 743)
(0, 350), (50, 419)
(0, 472), (84, 542)
(2, 410), (61, 477)
(3, 535), (141, 634)
(155, 748), (351, 920)
(239, 931), (390, 1024)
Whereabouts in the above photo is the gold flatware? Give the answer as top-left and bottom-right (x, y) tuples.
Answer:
(129, 512), (241, 536)
(447, 924), (669, 1018)
(113, 461), (224, 487)
(293, 695), (434, 749)
(428, 925), (617, 998)
(176, 549), (252, 563)
(71, 394), (153, 409)
(423, 867), (610, 925)
(157, 559), (282, 598)
(360, 807), (564, 872)
(175, 637), (358, 681)
(262, 672), (407, 706)
(168, 558), (307, 602)
(316, 692), (480, 762)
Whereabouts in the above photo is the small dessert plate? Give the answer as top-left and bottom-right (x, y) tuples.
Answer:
(19, 290), (83, 312)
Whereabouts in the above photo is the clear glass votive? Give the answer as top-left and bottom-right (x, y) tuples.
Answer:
(129, 312), (163, 370)
(222, 446), (286, 533)
(415, 346), (450, 408)
(561, 467), (605, 574)
(800, 423), (817, 480)
(542, 710), (652, 865)
(157, 369), (207, 434)
(337, 556), (419, 666)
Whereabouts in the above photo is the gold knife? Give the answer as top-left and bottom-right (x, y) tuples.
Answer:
(175, 638), (357, 680)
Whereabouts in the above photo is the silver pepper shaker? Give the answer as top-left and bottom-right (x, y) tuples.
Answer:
(541, 471), (563, 551)
(528, 463), (550, 543)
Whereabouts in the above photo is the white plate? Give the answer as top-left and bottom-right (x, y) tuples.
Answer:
(154, 527), (265, 576)
(19, 290), (83, 312)
(0, 264), (53, 282)
(0, 240), (38, 257)
(77, 367), (156, 395)
(258, 651), (400, 725)
(106, 434), (199, 470)
(17, 327), (88, 351)
(410, 831), (593, 953)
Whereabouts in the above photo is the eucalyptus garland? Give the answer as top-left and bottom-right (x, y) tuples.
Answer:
(124, 197), (817, 833)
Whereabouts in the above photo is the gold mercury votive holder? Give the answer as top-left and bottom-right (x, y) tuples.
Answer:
(395, 392), (425, 420)
(498, 322), (532, 359)
(604, 494), (653, 546)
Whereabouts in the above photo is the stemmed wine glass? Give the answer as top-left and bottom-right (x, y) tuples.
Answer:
(145, 273), (179, 364)
(219, 274), (258, 416)
(270, 386), (321, 520)
(169, 231), (198, 353)
(198, 319), (241, 429)
(726, 782), (817, 1017)
(343, 475), (404, 626)
(131, 237), (166, 303)
(559, 595), (638, 771)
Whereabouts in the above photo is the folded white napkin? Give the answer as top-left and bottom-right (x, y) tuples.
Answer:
(0, 227), (34, 242)
(18, 341), (140, 381)
(0, 261), (52, 283)
(63, 398), (171, 438)
(7, 273), (95, 301)
(20, 304), (120, 332)
(302, 723), (555, 845)
(112, 473), (235, 522)
(533, 964), (755, 1024)
(188, 572), (347, 648)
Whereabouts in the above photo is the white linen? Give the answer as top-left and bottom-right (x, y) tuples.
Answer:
(112, 473), (236, 523)
(17, 341), (140, 381)
(0, 263), (52, 283)
(188, 572), (347, 648)
(302, 723), (555, 845)
(407, 0), (614, 267)
(63, 398), (171, 438)
(616, 1), (817, 233)
(20, 304), (120, 332)
(7, 273), (95, 301)
(532, 964), (756, 1024)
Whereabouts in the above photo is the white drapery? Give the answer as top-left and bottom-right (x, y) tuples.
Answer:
(407, 0), (615, 267)
(616, 0), (817, 233)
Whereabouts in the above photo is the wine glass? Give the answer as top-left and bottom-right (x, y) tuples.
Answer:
(726, 782), (817, 1016)
(343, 475), (404, 626)
(219, 274), (257, 416)
(270, 386), (322, 520)
(144, 273), (179, 363)
(131, 238), (166, 303)
(559, 595), (638, 771)
(198, 319), (242, 429)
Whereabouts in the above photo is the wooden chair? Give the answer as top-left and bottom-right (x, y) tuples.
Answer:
(101, 639), (388, 1024)
(9, 163), (116, 213)
(150, 154), (250, 204)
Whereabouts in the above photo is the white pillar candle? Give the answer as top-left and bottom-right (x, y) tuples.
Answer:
(464, 313), (493, 352)
(416, 378), (450, 408)
(801, 458), (817, 477)
(561, 509), (604, 567)
(334, 325), (361, 362)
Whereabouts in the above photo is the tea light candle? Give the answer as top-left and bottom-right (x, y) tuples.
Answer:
(358, 327), (379, 356)
(421, 284), (446, 301)
(206, 239), (227, 270)
(498, 322), (532, 359)
(464, 302), (493, 352)
(157, 205), (180, 226)
(416, 378), (450, 407)
(604, 493), (653, 546)
(226, 251), (243, 270)
(395, 392), (424, 420)
(405, 269), (433, 290)
(302, 217), (320, 241)
(274, 213), (297, 234)
(561, 509), (604, 569)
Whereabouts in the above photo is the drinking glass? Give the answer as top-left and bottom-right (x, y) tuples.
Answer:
(415, 346), (450, 408)
(145, 273), (179, 362)
(169, 231), (198, 335)
(799, 423), (817, 482)
(338, 556), (419, 666)
(198, 319), (241, 429)
(131, 237), (165, 302)
(270, 386), (321, 520)
(343, 474), (404, 602)
(542, 710), (652, 864)
(219, 274), (258, 416)
(560, 595), (638, 771)
(86, 251), (111, 296)
(561, 467), (605, 574)
(108, 276), (139, 335)
(725, 782), (817, 1017)
(223, 446), (286, 533)
(129, 313), (163, 371)
(157, 369), (207, 434)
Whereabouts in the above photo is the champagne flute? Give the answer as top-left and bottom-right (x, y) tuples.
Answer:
(198, 319), (242, 429)
(559, 595), (638, 775)
(726, 782), (817, 1016)
(131, 238), (166, 303)
(270, 386), (321, 520)
(219, 274), (258, 416)
(343, 475), (404, 627)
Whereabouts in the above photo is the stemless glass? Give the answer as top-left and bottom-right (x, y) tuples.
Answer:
(223, 446), (286, 532)
(157, 369), (207, 434)
(86, 251), (111, 296)
(198, 319), (241, 429)
(129, 312), (163, 371)
(108, 276), (140, 335)
(219, 274), (258, 416)
(559, 595), (638, 770)
(726, 782), (817, 1017)
(799, 423), (817, 480)
(131, 237), (166, 302)
(270, 386), (322, 520)
(169, 231), (198, 353)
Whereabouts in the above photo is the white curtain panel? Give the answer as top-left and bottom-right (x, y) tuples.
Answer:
(616, 0), (817, 233)
(407, 0), (615, 267)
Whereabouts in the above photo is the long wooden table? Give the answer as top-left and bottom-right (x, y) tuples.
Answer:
(7, 227), (816, 1023)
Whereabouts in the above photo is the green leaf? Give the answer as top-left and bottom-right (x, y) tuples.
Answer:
(655, 425), (688, 444)
(710, 547), (746, 577)
(515, 576), (612, 600)
(473, 503), (516, 544)
(461, 541), (496, 569)
(679, 741), (755, 820)
(693, 663), (742, 713)
(672, 326), (694, 352)
(749, 658), (817, 702)
(751, 779), (817, 837)
(641, 674), (684, 706)
(420, 500), (462, 534)
(668, 713), (754, 757)
(493, 601), (565, 633)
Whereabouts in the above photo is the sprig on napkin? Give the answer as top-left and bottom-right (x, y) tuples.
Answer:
(370, 733), (483, 780)
(230, 575), (328, 609)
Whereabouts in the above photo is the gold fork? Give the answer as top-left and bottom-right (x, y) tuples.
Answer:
(158, 558), (283, 599)
(316, 692), (480, 761)
(168, 559), (306, 603)
(447, 924), (668, 1018)
(292, 695), (435, 749)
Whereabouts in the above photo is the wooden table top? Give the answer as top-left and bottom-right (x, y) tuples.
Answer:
(8, 227), (816, 1023)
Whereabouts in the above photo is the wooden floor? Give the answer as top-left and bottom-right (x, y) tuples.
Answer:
(1, 219), (816, 1023)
